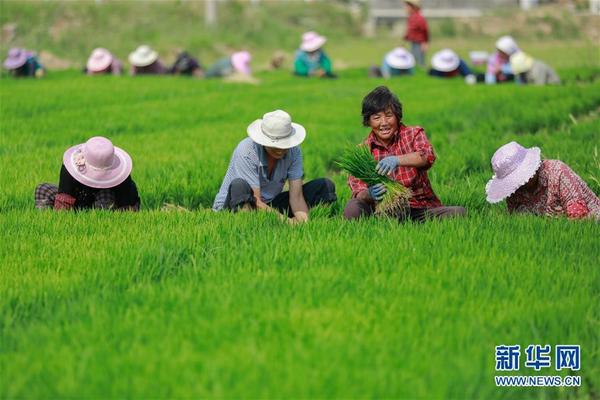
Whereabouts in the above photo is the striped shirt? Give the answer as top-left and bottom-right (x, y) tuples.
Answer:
(213, 137), (303, 210)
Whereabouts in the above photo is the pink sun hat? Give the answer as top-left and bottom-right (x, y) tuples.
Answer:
(63, 136), (133, 189)
(300, 31), (327, 52)
(485, 141), (542, 204)
(87, 48), (113, 72)
(4, 48), (31, 70)
(231, 51), (252, 75)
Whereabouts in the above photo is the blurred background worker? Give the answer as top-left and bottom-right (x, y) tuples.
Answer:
(403, 0), (429, 67)
(428, 49), (476, 84)
(205, 51), (252, 78)
(510, 51), (561, 85)
(169, 51), (204, 77)
(84, 48), (123, 75)
(370, 47), (415, 78)
(486, 35), (519, 84)
(129, 45), (168, 75)
(3, 48), (45, 78)
(294, 31), (336, 78)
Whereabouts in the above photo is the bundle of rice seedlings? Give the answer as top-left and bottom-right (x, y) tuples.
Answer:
(336, 145), (411, 217)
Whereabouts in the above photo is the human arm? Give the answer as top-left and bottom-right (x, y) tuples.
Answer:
(319, 52), (333, 75)
(557, 163), (592, 219)
(294, 54), (309, 76)
(288, 179), (309, 223)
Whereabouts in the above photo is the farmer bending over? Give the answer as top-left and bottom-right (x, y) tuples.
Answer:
(344, 86), (465, 221)
(35, 136), (140, 211)
(486, 142), (599, 220)
(212, 110), (337, 224)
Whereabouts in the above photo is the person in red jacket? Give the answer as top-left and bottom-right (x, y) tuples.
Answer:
(404, 0), (429, 67)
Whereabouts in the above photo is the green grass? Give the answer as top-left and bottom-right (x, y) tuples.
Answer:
(1, 62), (599, 397)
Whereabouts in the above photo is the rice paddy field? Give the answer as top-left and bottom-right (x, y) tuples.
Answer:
(1, 50), (600, 398)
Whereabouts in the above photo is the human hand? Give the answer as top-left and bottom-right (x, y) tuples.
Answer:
(368, 183), (387, 202)
(376, 156), (400, 176)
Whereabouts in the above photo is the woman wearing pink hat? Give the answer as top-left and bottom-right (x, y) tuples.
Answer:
(294, 31), (336, 78)
(486, 142), (599, 220)
(35, 137), (140, 211)
(485, 35), (519, 85)
(3, 48), (45, 78)
(84, 48), (123, 75)
(205, 51), (252, 78)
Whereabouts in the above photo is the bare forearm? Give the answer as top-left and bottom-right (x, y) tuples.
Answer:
(397, 152), (428, 168)
(290, 196), (309, 222)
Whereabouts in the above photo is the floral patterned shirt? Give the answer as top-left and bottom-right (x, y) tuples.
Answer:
(507, 160), (600, 220)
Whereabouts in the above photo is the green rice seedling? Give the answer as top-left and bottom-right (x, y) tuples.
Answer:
(336, 145), (411, 216)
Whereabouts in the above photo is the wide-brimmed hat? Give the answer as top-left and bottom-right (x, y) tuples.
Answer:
(510, 51), (534, 74)
(63, 136), (133, 189)
(128, 45), (158, 67)
(300, 31), (327, 52)
(231, 51), (252, 75)
(431, 49), (460, 72)
(87, 48), (113, 72)
(247, 110), (306, 149)
(495, 35), (519, 56)
(404, 0), (422, 7)
(4, 48), (30, 70)
(385, 47), (415, 70)
(485, 141), (542, 203)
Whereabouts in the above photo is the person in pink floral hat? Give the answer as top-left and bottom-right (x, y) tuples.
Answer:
(35, 136), (140, 211)
(486, 141), (600, 220)
(84, 48), (123, 75)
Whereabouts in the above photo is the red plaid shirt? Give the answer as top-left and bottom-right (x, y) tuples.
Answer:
(348, 124), (442, 208)
(404, 11), (429, 44)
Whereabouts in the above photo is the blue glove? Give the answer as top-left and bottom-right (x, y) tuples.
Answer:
(376, 156), (400, 176)
(368, 183), (387, 201)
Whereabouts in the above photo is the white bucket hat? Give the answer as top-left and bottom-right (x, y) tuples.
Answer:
(300, 31), (327, 52)
(510, 51), (534, 74)
(247, 110), (306, 149)
(496, 35), (519, 56)
(385, 47), (415, 70)
(485, 141), (542, 203)
(128, 45), (159, 67)
(431, 49), (460, 72)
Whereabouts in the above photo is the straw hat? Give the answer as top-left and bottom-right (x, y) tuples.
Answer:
(431, 49), (460, 72)
(385, 47), (415, 70)
(4, 48), (30, 70)
(87, 48), (113, 72)
(300, 31), (327, 52)
(405, 0), (422, 7)
(510, 51), (534, 74)
(231, 51), (252, 75)
(485, 141), (542, 203)
(128, 45), (159, 67)
(495, 36), (519, 56)
(247, 110), (306, 149)
(63, 136), (133, 189)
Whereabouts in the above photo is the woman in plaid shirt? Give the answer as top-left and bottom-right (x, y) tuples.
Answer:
(343, 86), (466, 221)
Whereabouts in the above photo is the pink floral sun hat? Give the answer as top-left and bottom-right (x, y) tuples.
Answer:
(63, 136), (132, 189)
(87, 48), (113, 72)
(485, 141), (541, 204)
(4, 48), (30, 70)
(231, 51), (252, 75)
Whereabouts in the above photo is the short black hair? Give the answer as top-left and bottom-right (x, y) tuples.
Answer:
(361, 86), (403, 126)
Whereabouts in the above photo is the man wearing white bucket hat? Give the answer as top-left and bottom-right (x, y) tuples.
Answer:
(486, 142), (599, 220)
(485, 35), (519, 84)
(294, 31), (336, 78)
(428, 49), (476, 84)
(510, 51), (560, 86)
(84, 48), (123, 75)
(213, 110), (337, 223)
(35, 136), (140, 211)
(128, 45), (167, 75)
